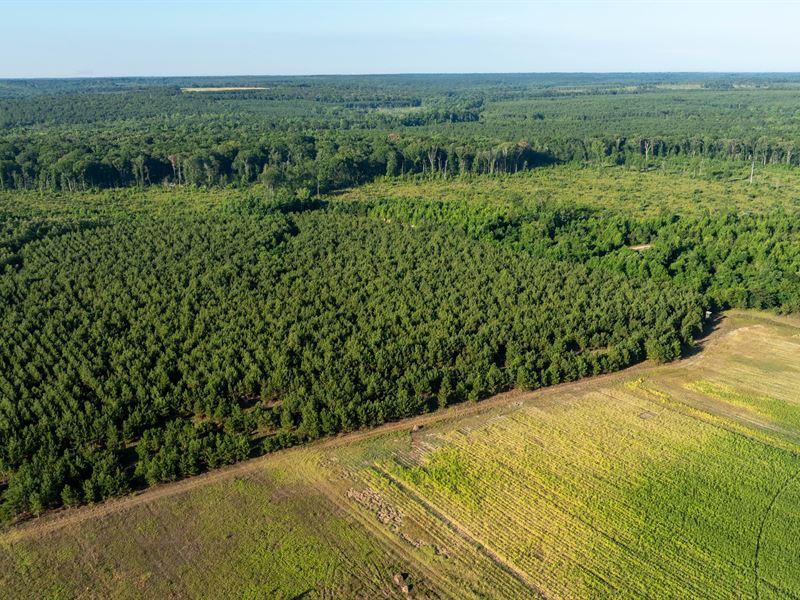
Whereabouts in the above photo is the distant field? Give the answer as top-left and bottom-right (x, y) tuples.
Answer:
(181, 87), (268, 92)
(2, 310), (799, 599)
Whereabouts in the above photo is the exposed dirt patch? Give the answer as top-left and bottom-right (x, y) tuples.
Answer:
(346, 487), (404, 528)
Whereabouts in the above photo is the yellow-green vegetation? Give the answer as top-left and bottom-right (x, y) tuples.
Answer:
(338, 163), (800, 216)
(687, 380), (800, 432)
(181, 87), (268, 92)
(1, 311), (799, 598)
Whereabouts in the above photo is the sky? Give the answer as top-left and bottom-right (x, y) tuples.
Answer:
(2, 0), (800, 77)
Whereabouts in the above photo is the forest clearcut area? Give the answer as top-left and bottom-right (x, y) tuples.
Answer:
(0, 74), (799, 538)
(2, 311), (799, 599)
(181, 87), (269, 92)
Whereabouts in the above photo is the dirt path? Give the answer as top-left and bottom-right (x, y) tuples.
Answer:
(0, 315), (741, 544)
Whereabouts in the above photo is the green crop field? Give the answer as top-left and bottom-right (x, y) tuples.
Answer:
(2, 310), (798, 599)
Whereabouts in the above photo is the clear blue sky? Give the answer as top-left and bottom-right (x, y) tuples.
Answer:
(3, 0), (800, 77)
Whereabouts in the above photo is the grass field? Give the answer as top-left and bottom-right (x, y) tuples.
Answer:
(336, 164), (800, 216)
(181, 87), (268, 92)
(1, 310), (799, 599)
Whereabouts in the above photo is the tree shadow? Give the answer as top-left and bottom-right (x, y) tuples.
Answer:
(684, 313), (726, 358)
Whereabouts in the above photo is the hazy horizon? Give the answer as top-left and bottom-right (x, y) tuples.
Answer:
(4, 70), (800, 81)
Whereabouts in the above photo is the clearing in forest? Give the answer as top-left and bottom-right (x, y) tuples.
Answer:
(181, 87), (268, 92)
(1, 310), (799, 598)
(336, 164), (800, 216)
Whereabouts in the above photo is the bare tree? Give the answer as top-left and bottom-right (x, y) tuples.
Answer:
(426, 146), (437, 174)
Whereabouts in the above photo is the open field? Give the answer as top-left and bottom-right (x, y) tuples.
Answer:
(181, 87), (268, 92)
(337, 164), (800, 217)
(1, 310), (799, 598)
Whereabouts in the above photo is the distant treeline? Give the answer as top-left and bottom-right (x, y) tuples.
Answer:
(3, 74), (800, 192)
(3, 130), (799, 193)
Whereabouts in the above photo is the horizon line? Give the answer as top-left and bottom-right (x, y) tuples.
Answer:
(4, 70), (800, 81)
